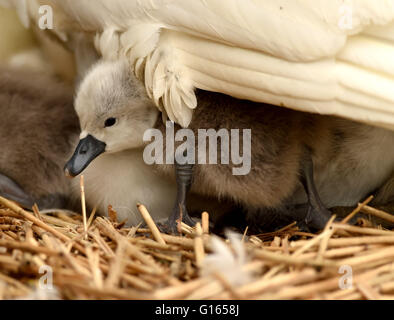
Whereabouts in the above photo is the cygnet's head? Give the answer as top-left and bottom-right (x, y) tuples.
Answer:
(65, 59), (159, 177)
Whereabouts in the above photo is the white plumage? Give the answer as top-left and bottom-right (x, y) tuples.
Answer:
(4, 0), (394, 129)
(201, 231), (253, 287)
(70, 149), (176, 225)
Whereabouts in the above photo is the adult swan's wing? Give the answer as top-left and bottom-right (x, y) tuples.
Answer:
(6, 0), (394, 129)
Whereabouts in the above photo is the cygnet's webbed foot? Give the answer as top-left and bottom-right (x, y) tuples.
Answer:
(289, 204), (331, 232)
(0, 172), (34, 208)
(160, 159), (195, 234)
(0, 173), (69, 211)
(159, 204), (196, 234)
(304, 204), (331, 231)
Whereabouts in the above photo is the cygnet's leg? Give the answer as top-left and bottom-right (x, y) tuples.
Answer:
(162, 161), (196, 233)
(0, 173), (34, 208)
(299, 155), (331, 230)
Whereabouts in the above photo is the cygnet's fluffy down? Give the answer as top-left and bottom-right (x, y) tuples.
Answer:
(65, 59), (394, 231)
(70, 150), (176, 224)
(0, 67), (78, 209)
(0, 67), (177, 225)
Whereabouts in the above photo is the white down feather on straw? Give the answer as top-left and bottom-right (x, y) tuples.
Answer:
(201, 231), (254, 287)
(4, 0), (394, 130)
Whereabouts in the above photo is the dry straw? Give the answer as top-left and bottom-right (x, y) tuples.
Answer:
(0, 194), (394, 300)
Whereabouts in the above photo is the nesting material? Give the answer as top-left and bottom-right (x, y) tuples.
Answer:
(80, 175), (88, 240)
(0, 195), (394, 300)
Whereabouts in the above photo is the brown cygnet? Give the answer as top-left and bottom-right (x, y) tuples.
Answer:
(65, 59), (394, 232)
(0, 66), (79, 209)
(0, 66), (226, 226)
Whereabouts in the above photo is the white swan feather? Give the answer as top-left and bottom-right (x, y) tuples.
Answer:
(4, 0), (394, 129)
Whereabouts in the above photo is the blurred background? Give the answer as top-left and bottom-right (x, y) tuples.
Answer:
(0, 6), (75, 83)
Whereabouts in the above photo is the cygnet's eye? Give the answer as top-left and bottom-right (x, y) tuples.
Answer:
(104, 117), (117, 127)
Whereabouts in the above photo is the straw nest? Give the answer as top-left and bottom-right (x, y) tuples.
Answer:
(0, 192), (394, 300)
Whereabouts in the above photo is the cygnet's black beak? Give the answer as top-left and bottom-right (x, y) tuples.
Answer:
(64, 134), (106, 177)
